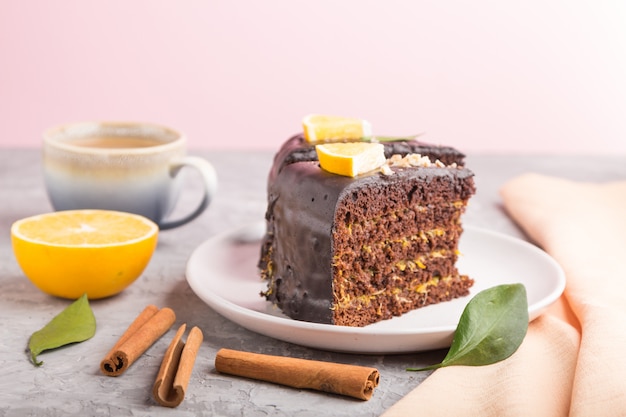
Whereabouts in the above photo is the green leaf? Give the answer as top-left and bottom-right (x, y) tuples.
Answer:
(362, 133), (424, 143)
(408, 283), (528, 371)
(28, 293), (96, 366)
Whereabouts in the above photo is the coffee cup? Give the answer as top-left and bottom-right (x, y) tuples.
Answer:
(43, 121), (218, 230)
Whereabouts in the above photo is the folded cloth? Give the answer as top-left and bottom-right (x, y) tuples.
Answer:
(382, 173), (626, 417)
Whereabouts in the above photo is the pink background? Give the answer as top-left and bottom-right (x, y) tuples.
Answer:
(2, 1), (626, 153)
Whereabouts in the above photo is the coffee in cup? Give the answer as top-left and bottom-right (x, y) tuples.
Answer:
(43, 121), (218, 230)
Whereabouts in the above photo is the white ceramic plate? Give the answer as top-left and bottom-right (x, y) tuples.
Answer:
(186, 222), (565, 354)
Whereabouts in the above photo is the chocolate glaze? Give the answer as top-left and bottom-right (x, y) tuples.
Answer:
(267, 134), (466, 186)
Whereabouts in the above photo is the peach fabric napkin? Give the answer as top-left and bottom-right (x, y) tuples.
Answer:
(382, 173), (626, 416)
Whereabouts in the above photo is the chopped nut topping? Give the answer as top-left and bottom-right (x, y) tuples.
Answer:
(380, 153), (456, 175)
(390, 153), (432, 168)
(380, 164), (394, 176)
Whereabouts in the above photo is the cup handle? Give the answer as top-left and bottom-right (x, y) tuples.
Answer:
(158, 156), (218, 230)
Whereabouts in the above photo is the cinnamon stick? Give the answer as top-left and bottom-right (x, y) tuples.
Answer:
(153, 324), (204, 407)
(100, 305), (176, 376)
(214, 348), (380, 400)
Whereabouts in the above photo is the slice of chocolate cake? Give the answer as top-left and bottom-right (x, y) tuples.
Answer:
(259, 133), (475, 327)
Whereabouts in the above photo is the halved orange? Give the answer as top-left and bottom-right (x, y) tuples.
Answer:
(302, 114), (372, 143)
(316, 142), (386, 177)
(11, 210), (159, 299)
